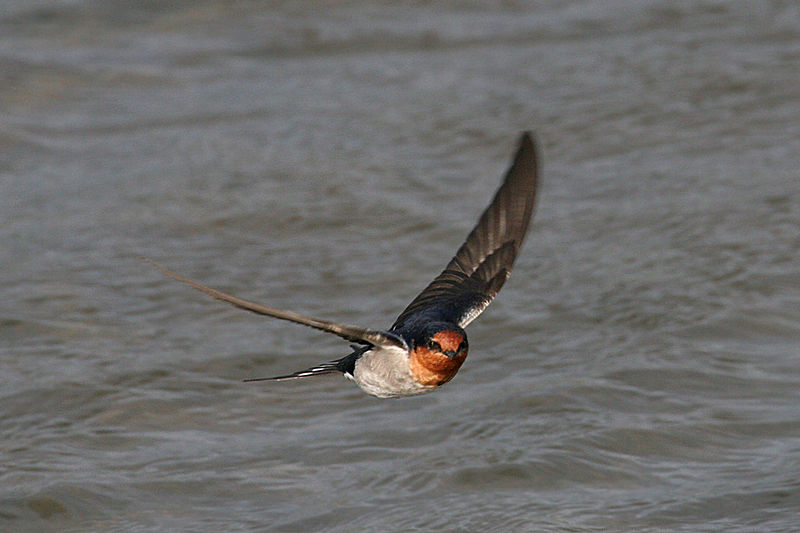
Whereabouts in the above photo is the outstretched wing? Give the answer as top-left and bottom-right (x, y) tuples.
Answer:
(391, 131), (539, 330)
(145, 258), (406, 349)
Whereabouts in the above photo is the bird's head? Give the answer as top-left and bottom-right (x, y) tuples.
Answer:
(408, 323), (469, 386)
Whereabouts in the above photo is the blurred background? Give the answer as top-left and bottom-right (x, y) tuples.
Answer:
(1, 1), (799, 531)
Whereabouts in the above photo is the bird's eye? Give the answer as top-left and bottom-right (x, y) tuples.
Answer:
(426, 340), (442, 352)
(457, 340), (467, 353)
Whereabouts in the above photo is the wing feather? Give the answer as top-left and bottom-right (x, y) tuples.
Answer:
(391, 132), (538, 329)
(144, 258), (405, 348)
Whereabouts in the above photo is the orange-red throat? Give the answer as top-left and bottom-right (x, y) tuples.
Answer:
(409, 329), (469, 386)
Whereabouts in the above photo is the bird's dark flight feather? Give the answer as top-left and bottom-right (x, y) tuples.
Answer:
(391, 131), (538, 330)
(144, 258), (405, 349)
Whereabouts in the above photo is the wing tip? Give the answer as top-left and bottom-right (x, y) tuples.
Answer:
(517, 130), (538, 165)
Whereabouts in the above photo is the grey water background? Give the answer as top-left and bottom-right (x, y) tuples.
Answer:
(2, 1), (799, 531)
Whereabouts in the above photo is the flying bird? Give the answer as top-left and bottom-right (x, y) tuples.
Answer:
(147, 132), (538, 398)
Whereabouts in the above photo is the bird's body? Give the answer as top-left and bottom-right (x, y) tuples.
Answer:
(147, 132), (539, 398)
(350, 322), (468, 398)
(354, 343), (431, 398)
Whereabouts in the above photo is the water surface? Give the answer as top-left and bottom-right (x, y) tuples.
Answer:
(2, 1), (799, 532)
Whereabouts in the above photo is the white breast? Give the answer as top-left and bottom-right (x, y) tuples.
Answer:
(352, 345), (435, 398)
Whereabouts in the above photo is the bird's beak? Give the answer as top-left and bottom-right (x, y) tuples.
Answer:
(443, 350), (457, 359)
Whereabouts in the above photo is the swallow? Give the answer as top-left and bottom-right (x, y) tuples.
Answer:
(146, 131), (538, 398)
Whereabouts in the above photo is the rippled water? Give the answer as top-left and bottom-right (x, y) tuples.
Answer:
(2, 1), (800, 532)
